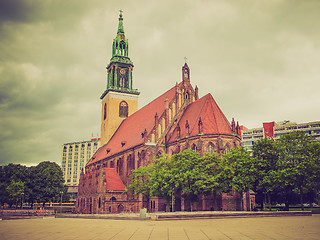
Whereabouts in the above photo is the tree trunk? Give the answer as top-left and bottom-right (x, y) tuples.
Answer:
(263, 193), (267, 211)
(267, 192), (271, 211)
(285, 201), (289, 211)
(300, 188), (304, 211)
(145, 195), (150, 211)
(240, 191), (244, 211)
(171, 193), (175, 212)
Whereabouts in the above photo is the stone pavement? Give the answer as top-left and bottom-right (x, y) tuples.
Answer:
(55, 210), (312, 221)
(1, 215), (319, 240)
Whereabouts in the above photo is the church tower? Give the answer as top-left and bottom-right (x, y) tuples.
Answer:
(100, 11), (140, 146)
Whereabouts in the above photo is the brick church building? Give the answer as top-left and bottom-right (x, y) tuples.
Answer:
(75, 12), (253, 214)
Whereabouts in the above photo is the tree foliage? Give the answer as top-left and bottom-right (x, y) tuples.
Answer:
(149, 154), (176, 205)
(252, 137), (280, 210)
(194, 152), (232, 196)
(276, 131), (320, 210)
(128, 148), (255, 211)
(6, 180), (25, 207)
(127, 164), (154, 206)
(0, 161), (67, 207)
(127, 132), (320, 212)
(251, 132), (320, 210)
(223, 147), (254, 194)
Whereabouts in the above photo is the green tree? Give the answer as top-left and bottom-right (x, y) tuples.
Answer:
(29, 161), (65, 206)
(127, 165), (154, 209)
(150, 154), (176, 211)
(0, 164), (27, 208)
(6, 180), (25, 208)
(276, 131), (320, 210)
(223, 147), (255, 210)
(252, 138), (280, 210)
(195, 152), (232, 195)
(170, 149), (202, 211)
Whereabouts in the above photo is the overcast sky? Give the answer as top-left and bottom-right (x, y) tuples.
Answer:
(0, 0), (319, 166)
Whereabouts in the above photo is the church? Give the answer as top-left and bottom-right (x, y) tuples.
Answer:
(75, 12), (250, 214)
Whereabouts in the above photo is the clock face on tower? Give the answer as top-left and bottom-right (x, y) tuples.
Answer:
(118, 67), (128, 88)
(120, 68), (126, 75)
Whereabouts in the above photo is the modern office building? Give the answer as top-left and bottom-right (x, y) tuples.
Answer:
(242, 121), (320, 151)
(61, 137), (101, 200)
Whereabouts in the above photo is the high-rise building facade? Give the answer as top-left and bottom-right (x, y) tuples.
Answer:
(61, 137), (101, 187)
(242, 121), (320, 151)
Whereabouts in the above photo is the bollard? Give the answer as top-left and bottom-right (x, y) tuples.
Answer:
(140, 208), (147, 220)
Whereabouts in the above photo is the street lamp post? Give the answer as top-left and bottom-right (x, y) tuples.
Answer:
(21, 192), (24, 209)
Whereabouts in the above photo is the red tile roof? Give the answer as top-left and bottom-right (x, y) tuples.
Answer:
(88, 86), (232, 167)
(104, 168), (125, 191)
(87, 84), (180, 166)
(168, 93), (232, 142)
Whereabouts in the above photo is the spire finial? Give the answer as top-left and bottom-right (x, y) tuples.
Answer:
(117, 10), (124, 34)
(184, 56), (187, 63)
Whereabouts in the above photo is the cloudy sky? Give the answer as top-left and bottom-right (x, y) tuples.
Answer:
(0, 0), (319, 166)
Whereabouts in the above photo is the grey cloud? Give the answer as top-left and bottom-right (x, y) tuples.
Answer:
(0, 0), (34, 23)
(0, 0), (319, 166)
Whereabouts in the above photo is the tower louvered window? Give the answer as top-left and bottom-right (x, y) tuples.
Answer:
(119, 101), (128, 117)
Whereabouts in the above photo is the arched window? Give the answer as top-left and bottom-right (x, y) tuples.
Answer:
(191, 144), (197, 151)
(110, 197), (117, 201)
(104, 103), (107, 120)
(119, 40), (126, 56)
(119, 101), (128, 118)
(172, 102), (176, 116)
(127, 154), (135, 172)
(224, 144), (231, 154)
(206, 142), (215, 154)
(158, 123), (162, 138)
(118, 204), (124, 213)
(175, 146), (180, 154)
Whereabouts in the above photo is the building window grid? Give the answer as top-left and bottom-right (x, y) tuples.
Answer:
(62, 139), (101, 186)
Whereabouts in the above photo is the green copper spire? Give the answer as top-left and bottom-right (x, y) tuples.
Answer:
(112, 10), (129, 58)
(101, 11), (139, 100)
(117, 10), (124, 34)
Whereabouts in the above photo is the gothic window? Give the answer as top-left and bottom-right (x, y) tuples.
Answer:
(158, 124), (162, 138)
(206, 142), (215, 154)
(127, 154), (135, 173)
(119, 40), (126, 56)
(191, 144), (197, 151)
(119, 101), (128, 118)
(175, 146), (180, 154)
(118, 204), (124, 213)
(224, 144), (231, 154)
(104, 103), (107, 120)
(117, 158), (123, 177)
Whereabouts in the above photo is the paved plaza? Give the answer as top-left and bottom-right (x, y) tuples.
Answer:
(0, 215), (319, 240)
